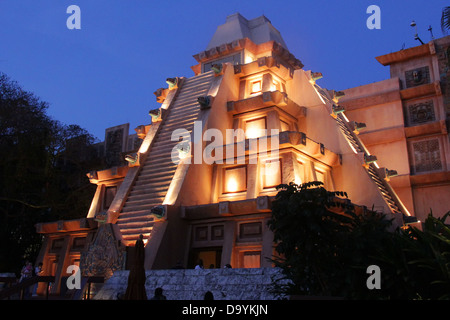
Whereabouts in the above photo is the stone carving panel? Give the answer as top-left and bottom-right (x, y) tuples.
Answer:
(412, 139), (442, 173)
(80, 224), (126, 280)
(406, 100), (435, 126)
(405, 66), (430, 88)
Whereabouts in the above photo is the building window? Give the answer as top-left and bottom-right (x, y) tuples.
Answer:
(250, 80), (262, 95)
(412, 139), (442, 173)
(263, 159), (282, 189)
(245, 117), (266, 139)
(405, 66), (430, 88)
(406, 100), (436, 126)
(223, 166), (247, 193)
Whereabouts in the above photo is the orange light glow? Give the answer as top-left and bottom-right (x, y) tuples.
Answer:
(245, 118), (266, 139)
(224, 166), (247, 193)
(226, 177), (239, 193)
(250, 81), (262, 95)
(263, 159), (281, 188)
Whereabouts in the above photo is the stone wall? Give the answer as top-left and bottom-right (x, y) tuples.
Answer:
(94, 268), (288, 300)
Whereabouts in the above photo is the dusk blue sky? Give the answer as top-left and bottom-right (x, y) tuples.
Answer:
(0, 1), (445, 141)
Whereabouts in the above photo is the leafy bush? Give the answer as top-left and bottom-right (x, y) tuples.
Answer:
(268, 181), (450, 299)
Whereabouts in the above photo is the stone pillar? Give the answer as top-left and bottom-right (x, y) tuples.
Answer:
(261, 217), (274, 268)
(51, 235), (71, 294)
(220, 221), (236, 268)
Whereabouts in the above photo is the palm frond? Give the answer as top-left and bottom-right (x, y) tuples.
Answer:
(441, 6), (450, 34)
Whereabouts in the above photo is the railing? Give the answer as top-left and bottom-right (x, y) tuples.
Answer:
(0, 276), (54, 300)
(0, 275), (104, 300)
(60, 276), (105, 300)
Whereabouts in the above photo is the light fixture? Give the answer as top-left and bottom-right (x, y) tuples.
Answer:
(386, 169), (398, 178)
(150, 205), (165, 219)
(410, 20), (424, 44)
(125, 153), (138, 165)
(149, 108), (161, 121)
(332, 90), (345, 103)
(211, 63), (223, 75)
(198, 95), (211, 110)
(166, 77), (178, 89)
(331, 105), (345, 118)
(349, 121), (367, 134)
(364, 154), (377, 165)
(309, 71), (323, 84)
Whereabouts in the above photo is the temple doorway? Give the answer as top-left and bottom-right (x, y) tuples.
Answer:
(189, 247), (222, 269)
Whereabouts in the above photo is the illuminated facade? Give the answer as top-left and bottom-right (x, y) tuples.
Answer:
(340, 36), (450, 223)
(35, 13), (418, 295)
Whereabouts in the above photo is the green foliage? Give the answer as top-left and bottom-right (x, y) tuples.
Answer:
(378, 212), (450, 300)
(268, 181), (393, 297)
(268, 181), (450, 299)
(0, 72), (102, 274)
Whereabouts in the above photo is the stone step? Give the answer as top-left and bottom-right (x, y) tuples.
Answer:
(121, 203), (163, 214)
(117, 223), (154, 233)
(144, 148), (179, 161)
(166, 102), (199, 115)
(177, 81), (212, 94)
(155, 129), (193, 143)
(117, 214), (155, 225)
(122, 195), (167, 208)
(118, 208), (159, 219)
(125, 190), (166, 202)
(158, 117), (199, 132)
(139, 162), (178, 173)
(132, 177), (172, 188)
(114, 71), (214, 244)
(136, 169), (176, 183)
(133, 174), (173, 187)
(132, 177), (173, 188)
(121, 232), (151, 243)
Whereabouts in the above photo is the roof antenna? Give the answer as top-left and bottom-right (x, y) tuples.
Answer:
(411, 20), (424, 44)
(428, 25), (435, 40)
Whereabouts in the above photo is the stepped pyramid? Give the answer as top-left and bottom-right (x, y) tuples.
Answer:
(113, 71), (215, 245)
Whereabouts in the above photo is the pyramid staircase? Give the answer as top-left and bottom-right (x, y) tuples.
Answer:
(335, 114), (404, 216)
(116, 71), (215, 245)
(313, 83), (410, 219)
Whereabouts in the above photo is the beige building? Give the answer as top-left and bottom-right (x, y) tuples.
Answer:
(340, 36), (450, 223)
(35, 13), (422, 295)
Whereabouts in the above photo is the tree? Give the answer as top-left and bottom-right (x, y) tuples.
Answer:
(267, 181), (394, 298)
(0, 72), (101, 274)
(441, 6), (450, 34)
(268, 181), (450, 299)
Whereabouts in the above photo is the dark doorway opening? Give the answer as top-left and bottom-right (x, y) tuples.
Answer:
(189, 247), (222, 269)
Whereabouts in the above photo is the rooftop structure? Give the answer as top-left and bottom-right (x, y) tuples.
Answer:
(340, 36), (450, 223)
